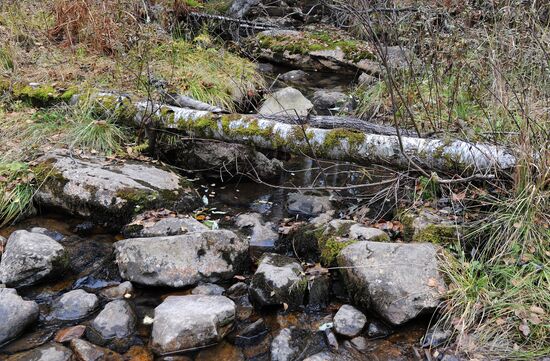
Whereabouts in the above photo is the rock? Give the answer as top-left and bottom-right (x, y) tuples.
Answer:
(0, 329), (56, 354)
(70, 338), (123, 361)
(348, 224), (389, 242)
(333, 304), (367, 337)
(338, 241), (446, 325)
(279, 70), (308, 82)
(226, 282), (248, 299)
(227, 0), (261, 18)
(114, 230), (248, 287)
(54, 325), (87, 343)
(151, 295), (236, 354)
(249, 253), (305, 310)
(421, 326), (452, 348)
(122, 212), (208, 238)
(324, 329), (339, 350)
(287, 193), (333, 217)
(350, 336), (368, 351)
(0, 230), (66, 287)
(309, 211), (336, 227)
(191, 283), (225, 296)
(0, 288), (39, 345)
(235, 318), (268, 346)
(50, 289), (99, 320)
(73, 221), (95, 236)
(100, 281), (134, 300)
(259, 87), (313, 117)
(400, 209), (460, 243)
(34, 151), (200, 228)
(160, 140), (282, 180)
(307, 273), (331, 310)
(235, 213), (278, 248)
(6, 343), (74, 361)
(270, 327), (327, 361)
(86, 300), (136, 351)
(29, 227), (64, 242)
(357, 72), (378, 86)
(312, 90), (349, 112)
(366, 321), (392, 338)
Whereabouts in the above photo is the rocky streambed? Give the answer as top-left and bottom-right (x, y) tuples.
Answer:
(0, 148), (460, 361)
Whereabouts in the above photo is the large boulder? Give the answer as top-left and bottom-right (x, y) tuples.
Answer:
(0, 230), (66, 287)
(151, 295), (236, 354)
(86, 300), (136, 352)
(33, 151), (200, 228)
(249, 253), (305, 309)
(337, 241), (446, 325)
(0, 288), (40, 345)
(114, 230), (248, 287)
(259, 87), (313, 117)
(50, 289), (99, 321)
(5, 343), (74, 361)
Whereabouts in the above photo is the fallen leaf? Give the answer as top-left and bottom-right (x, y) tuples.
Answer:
(427, 278), (437, 287)
(283, 303), (288, 311)
(529, 306), (545, 315)
(451, 191), (466, 202)
(528, 313), (542, 325)
(519, 322), (530, 336)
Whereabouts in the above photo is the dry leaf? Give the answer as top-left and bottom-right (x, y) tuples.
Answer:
(518, 323), (530, 336)
(451, 191), (466, 202)
(283, 303), (289, 311)
(529, 306), (545, 315)
(528, 313), (542, 325)
(427, 278), (437, 287)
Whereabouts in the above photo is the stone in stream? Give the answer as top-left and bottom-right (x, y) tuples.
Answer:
(151, 295), (236, 354)
(86, 300), (137, 352)
(100, 281), (134, 300)
(114, 230), (248, 288)
(0, 288), (40, 345)
(54, 325), (87, 343)
(191, 283), (225, 296)
(122, 212), (208, 238)
(235, 212), (278, 249)
(5, 343), (74, 361)
(270, 327), (327, 361)
(249, 253), (306, 310)
(337, 241), (446, 325)
(50, 289), (99, 321)
(333, 304), (367, 337)
(33, 151), (201, 229)
(259, 87), (313, 117)
(366, 321), (392, 338)
(0, 230), (67, 287)
(279, 70), (308, 82)
(286, 193), (333, 217)
(69, 338), (123, 361)
(312, 90), (349, 112)
(399, 208), (460, 244)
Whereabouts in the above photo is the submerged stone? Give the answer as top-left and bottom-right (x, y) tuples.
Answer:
(270, 327), (327, 361)
(6, 343), (74, 361)
(50, 289), (99, 321)
(114, 230), (248, 288)
(86, 300), (137, 352)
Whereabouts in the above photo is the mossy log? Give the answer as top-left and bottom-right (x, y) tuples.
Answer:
(135, 102), (516, 174)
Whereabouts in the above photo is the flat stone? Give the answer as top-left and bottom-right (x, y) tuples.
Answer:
(0, 288), (39, 344)
(287, 193), (333, 217)
(114, 230), (248, 287)
(338, 241), (446, 325)
(100, 281), (134, 300)
(151, 295), (236, 354)
(348, 224), (389, 242)
(6, 343), (74, 361)
(34, 151), (200, 228)
(259, 87), (313, 117)
(69, 338), (123, 361)
(191, 283), (225, 296)
(122, 212), (208, 238)
(50, 289), (98, 320)
(0, 230), (66, 287)
(235, 213), (278, 248)
(333, 304), (367, 337)
(54, 325), (87, 343)
(249, 253), (305, 310)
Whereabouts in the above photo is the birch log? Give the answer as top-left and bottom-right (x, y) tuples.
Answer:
(136, 102), (516, 174)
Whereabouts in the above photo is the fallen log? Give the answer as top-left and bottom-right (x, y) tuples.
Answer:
(136, 102), (516, 174)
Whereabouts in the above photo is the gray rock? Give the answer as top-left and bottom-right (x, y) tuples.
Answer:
(400, 209), (460, 243)
(235, 318), (268, 345)
(324, 329), (339, 350)
(29, 227), (64, 242)
(100, 281), (134, 300)
(350, 336), (368, 351)
(357, 72), (378, 86)
(0, 288), (39, 345)
(51, 289), (98, 320)
(280, 70), (308, 82)
(235, 213), (278, 248)
(271, 327), (326, 361)
(259, 87), (313, 117)
(312, 90), (348, 111)
(191, 283), (225, 296)
(34, 151), (200, 228)
(123, 214), (208, 238)
(249, 253), (305, 309)
(422, 326), (452, 348)
(333, 304), (367, 337)
(338, 241), (446, 325)
(0, 230), (66, 287)
(151, 295), (236, 354)
(226, 282), (248, 299)
(309, 211), (336, 227)
(307, 274), (330, 309)
(87, 300), (136, 349)
(366, 321), (392, 338)
(115, 230), (248, 287)
(227, 0), (261, 18)
(69, 338), (122, 361)
(287, 193), (333, 217)
(6, 343), (74, 361)
(348, 224), (389, 242)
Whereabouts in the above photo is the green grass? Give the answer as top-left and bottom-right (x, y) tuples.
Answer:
(0, 162), (35, 227)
